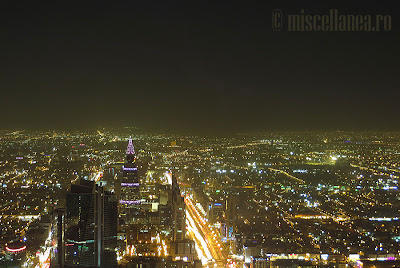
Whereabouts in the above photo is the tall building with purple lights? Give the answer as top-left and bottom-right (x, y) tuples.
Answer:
(119, 138), (141, 225)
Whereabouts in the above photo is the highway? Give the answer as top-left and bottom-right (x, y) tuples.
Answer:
(185, 195), (228, 268)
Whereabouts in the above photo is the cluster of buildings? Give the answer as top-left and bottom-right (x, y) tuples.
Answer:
(52, 138), (200, 268)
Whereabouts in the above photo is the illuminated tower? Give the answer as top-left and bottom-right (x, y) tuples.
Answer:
(119, 138), (141, 225)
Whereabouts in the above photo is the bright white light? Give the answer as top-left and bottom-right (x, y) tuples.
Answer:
(165, 172), (172, 185)
(321, 254), (328, 261)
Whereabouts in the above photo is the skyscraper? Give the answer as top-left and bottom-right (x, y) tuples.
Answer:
(119, 138), (141, 225)
(54, 207), (65, 268)
(171, 175), (186, 241)
(226, 195), (238, 254)
(64, 179), (118, 267)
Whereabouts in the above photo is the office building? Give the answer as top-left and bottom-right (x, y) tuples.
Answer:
(64, 179), (118, 267)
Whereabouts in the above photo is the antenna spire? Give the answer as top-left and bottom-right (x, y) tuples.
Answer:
(126, 137), (135, 155)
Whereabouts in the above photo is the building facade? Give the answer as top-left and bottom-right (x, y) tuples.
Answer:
(64, 179), (117, 267)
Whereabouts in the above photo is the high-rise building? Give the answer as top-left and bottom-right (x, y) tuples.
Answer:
(226, 195), (238, 254)
(64, 179), (118, 267)
(226, 195), (237, 238)
(171, 175), (186, 241)
(54, 207), (65, 268)
(119, 138), (141, 226)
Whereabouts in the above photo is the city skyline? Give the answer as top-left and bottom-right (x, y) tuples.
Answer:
(1, 1), (399, 267)
(2, 129), (400, 267)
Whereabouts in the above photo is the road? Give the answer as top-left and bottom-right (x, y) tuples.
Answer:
(185, 195), (228, 268)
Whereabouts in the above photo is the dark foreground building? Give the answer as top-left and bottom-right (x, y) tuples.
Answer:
(63, 179), (118, 268)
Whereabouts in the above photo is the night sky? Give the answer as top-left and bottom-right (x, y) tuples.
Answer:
(0, 1), (399, 132)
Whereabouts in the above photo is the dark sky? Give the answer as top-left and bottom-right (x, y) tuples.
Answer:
(0, 1), (399, 132)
